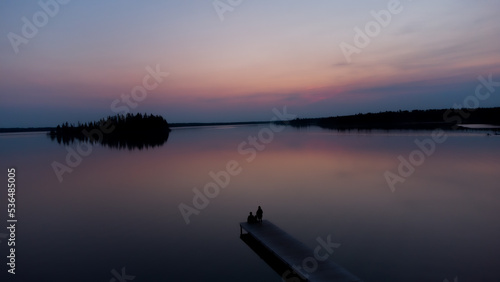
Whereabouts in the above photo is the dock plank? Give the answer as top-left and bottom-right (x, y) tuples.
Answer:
(240, 220), (363, 282)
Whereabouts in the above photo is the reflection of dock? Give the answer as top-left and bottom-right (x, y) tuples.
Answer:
(240, 220), (363, 282)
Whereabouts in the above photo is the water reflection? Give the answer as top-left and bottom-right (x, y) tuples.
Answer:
(1, 126), (499, 282)
(47, 130), (169, 150)
(47, 113), (171, 150)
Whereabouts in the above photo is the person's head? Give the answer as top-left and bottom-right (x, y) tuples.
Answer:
(258, 206), (261, 209)
(249, 212), (253, 215)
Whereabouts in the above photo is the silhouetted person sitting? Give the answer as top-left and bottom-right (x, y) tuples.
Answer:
(247, 212), (257, 224)
(256, 206), (263, 223)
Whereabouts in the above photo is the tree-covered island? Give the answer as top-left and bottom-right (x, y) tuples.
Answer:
(49, 113), (171, 150)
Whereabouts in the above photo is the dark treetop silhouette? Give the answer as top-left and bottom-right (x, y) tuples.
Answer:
(49, 113), (171, 150)
(287, 107), (500, 130)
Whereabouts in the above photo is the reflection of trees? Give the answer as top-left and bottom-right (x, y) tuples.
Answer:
(48, 113), (171, 150)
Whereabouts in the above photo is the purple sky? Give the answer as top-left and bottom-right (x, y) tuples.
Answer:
(1, 0), (500, 127)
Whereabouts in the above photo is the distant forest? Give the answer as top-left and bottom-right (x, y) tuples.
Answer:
(49, 113), (171, 150)
(3, 107), (500, 135)
(286, 107), (500, 130)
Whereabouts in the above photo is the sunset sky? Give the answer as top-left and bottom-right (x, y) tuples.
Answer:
(1, 0), (500, 127)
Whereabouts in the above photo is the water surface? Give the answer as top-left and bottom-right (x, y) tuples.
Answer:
(0, 126), (499, 281)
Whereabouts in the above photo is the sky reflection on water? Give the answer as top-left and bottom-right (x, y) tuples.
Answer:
(0, 126), (499, 281)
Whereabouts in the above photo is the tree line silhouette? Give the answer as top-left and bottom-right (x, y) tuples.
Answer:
(49, 113), (171, 150)
(287, 107), (500, 130)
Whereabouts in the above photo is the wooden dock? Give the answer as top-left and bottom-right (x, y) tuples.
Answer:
(240, 220), (363, 282)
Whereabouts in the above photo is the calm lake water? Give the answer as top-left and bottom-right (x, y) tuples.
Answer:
(1, 125), (499, 282)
